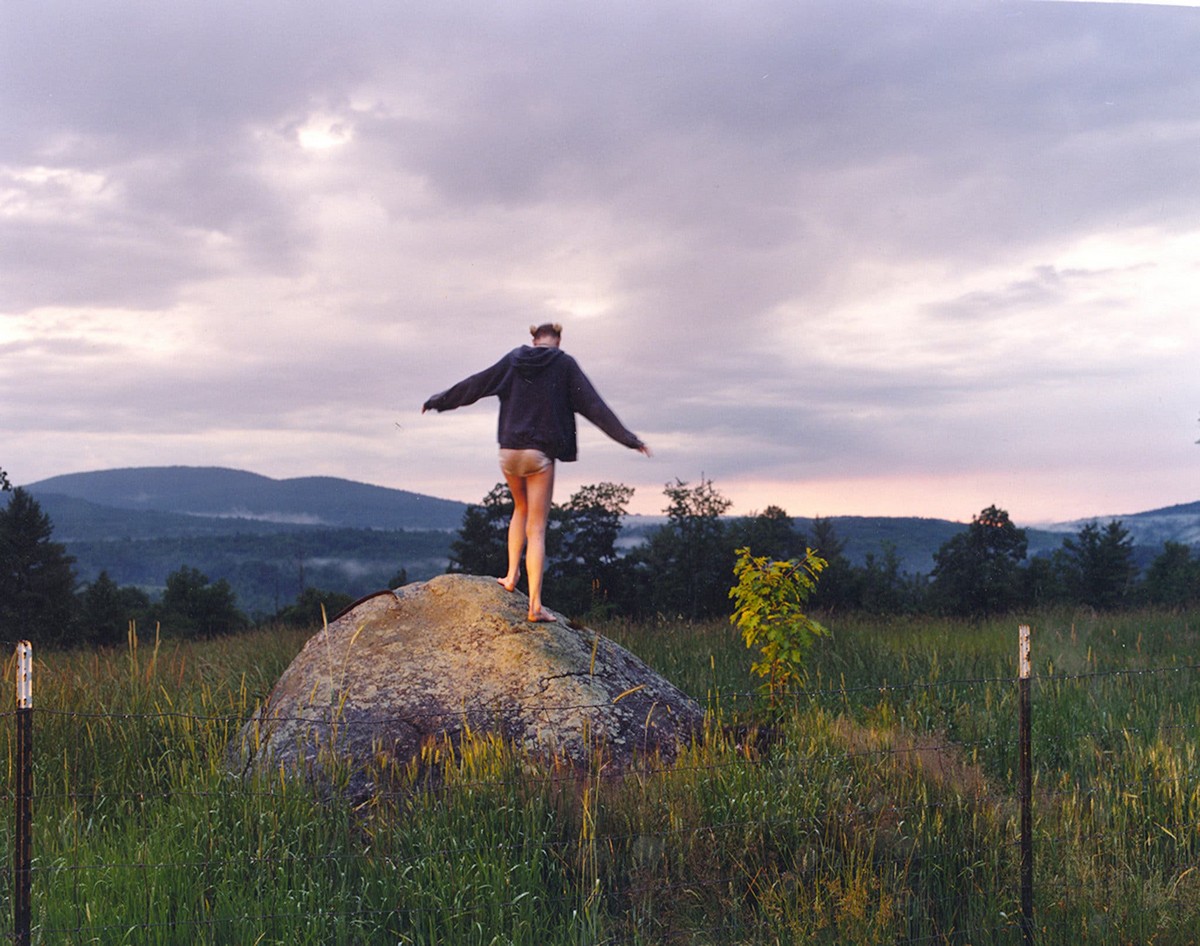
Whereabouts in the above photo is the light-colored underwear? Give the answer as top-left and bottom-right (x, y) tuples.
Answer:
(499, 448), (553, 478)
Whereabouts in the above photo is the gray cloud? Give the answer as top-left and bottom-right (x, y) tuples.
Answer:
(3, 0), (1200, 520)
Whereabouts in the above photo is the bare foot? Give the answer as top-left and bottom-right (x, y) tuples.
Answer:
(527, 608), (556, 623)
(497, 576), (518, 592)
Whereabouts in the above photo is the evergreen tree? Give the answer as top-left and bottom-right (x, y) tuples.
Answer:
(1060, 520), (1137, 610)
(1020, 554), (1067, 608)
(387, 567), (409, 588)
(0, 488), (78, 646)
(808, 517), (857, 611)
(1141, 541), (1198, 609)
(859, 543), (923, 615)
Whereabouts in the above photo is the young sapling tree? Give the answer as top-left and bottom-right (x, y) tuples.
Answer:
(729, 546), (828, 707)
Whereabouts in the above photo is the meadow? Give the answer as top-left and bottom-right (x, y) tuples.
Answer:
(3, 607), (1200, 944)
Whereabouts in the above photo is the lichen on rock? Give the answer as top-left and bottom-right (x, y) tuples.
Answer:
(232, 574), (703, 797)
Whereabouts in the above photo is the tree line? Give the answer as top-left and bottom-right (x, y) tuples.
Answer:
(64, 528), (437, 616)
(448, 479), (1200, 620)
(0, 484), (247, 647)
(4, 462), (1199, 650)
(0, 478), (364, 648)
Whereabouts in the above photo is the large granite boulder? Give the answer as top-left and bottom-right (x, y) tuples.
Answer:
(233, 574), (703, 795)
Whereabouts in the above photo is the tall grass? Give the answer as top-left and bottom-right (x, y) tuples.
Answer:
(1, 609), (1200, 942)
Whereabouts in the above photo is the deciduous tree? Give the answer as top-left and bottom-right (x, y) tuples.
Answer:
(447, 483), (513, 579)
(77, 570), (150, 647)
(1020, 554), (1066, 608)
(639, 477), (733, 618)
(930, 505), (1027, 616)
(275, 586), (354, 628)
(156, 565), (245, 637)
(728, 506), (804, 562)
(551, 482), (634, 617)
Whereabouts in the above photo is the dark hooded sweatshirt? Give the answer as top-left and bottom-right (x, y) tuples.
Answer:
(423, 346), (644, 462)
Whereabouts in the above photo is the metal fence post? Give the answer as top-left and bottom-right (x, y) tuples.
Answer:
(14, 641), (33, 946)
(1018, 625), (1034, 945)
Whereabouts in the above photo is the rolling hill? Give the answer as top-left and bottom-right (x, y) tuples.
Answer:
(25, 467), (467, 616)
(1044, 501), (1200, 547)
(17, 466), (1200, 618)
(28, 466), (466, 533)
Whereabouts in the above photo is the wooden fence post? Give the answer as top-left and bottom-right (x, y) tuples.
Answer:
(14, 641), (33, 946)
(1018, 625), (1034, 945)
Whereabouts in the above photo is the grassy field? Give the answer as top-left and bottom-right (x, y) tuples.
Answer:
(3, 608), (1200, 944)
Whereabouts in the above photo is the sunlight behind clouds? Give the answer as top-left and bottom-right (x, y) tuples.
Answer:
(295, 113), (355, 151)
(4, 0), (1200, 520)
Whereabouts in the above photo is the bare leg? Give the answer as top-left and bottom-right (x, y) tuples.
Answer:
(499, 473), (527, 592)
(523, 464), (556, 621)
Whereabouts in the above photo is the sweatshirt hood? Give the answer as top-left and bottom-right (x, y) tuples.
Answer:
(514, 344), (563, 378)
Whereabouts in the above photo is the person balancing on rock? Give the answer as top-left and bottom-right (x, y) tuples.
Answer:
(422, 322), (651, 622)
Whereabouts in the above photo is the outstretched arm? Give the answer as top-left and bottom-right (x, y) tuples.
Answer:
(569, 366), (648, 453)
(422, 355), (511, 414)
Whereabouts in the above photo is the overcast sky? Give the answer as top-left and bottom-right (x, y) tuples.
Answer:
(3, 0), (1198, 524)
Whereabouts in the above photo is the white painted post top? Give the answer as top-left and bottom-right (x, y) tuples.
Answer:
(16, 641), (32, 709)
(1018, 625), (1031, 680)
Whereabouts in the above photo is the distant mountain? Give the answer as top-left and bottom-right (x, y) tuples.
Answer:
(27, 466), (467, 533)
(22, 467), (468, 616)
(28, 466), (1199, 552)
(1040, 501), (1200, 547)
(795, 515), (965, 574)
